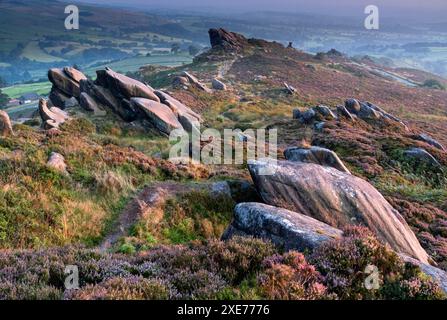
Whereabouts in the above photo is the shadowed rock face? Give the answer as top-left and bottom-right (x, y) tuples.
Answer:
(131, 98), (183, 135)
(284, 146), (350, 174)
(248, 158), (430, 263)
(222, 202), (342, 252)
(209, 28), (249, 51)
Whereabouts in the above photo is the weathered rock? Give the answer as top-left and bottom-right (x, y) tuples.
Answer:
(401, 255), (447, 294)
(38, 98), (70, 130)
(248, 158), (430, 263)
(292, 109), (301, 119)
(95, 68), (160, 102)
(48, 68), (84, 98)
(345, 98), (361, 113)
(416, 134), (446, 151)
(336, 105), (355, 121)
(0, 110), (14, 137)
(46, 152), (67, 174)
(208, 28), (249, 51)
(404, 147), (441, 167)
(64, 67), (86, 82)
(284, 146), (350, 174)
(79, 92), (106, 116)
(313, 121), (325, 131)
(314, 105), (336, 119)
(365, 102), (408, 129)
(131, 98), (183, 135)
(181, 71), (211, 93)
(222, 202), (343, 252)
(172, 76), (189, 88)
(358, 102), (381, 119)
(301, 108), (316, 123)
(212, 78), (227, 91)
(81, 79), (137, 121)
(284, 82), (296, 95)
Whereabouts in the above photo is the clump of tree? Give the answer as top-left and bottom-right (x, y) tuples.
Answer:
(422, 79), (446, 90)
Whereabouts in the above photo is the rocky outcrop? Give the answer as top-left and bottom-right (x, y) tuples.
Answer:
(38, 98), (70, 130)
(181, 71), (211, 93)
(404, 147), (441, 167)
(95, 67), (160, 102)
(248, 158), (430, 263)
(46, 152), (67, 174)
(284, 146), (350, 174)
(222, 202), (342, 252)
(208, 28), (249, 51)
(79, 92), (106, 116)
(0, 111), (14, 137)
(314, 105), (337, 120)
(212, 78), (227, 91)
(48, 67), (86, 100)
(131, 98), (183, 135)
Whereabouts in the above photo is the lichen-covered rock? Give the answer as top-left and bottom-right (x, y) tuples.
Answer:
(284, 146), (350, 174)
(248, 158), (430, 263)
(131, 98), (183, 135)
(222, 202), (342, 252)
(0, 110), (14, 137)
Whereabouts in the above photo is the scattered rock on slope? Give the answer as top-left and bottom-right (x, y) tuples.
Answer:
(0, 111), (14, 137)
(38, 98), (70, 130)
(416, 133), (446, 151)
(248, 158), (430, 263)
(222, 202), (343, 252)
(284, 146), (350, 174)
(212, 78), (227, 91)
(404, 147), (441, 167)
(46, 152), (67, 174)
(181, 71), (211, 93)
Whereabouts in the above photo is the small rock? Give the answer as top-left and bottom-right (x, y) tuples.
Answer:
(336, 105), (355, 121)
(416, 134), (446, 152)
(404, 147), (441, 167)
(38, 98), (70, 130)
(314, 105), (336, 119)
(345, 98), (361, 113)
(212, 78), (227, 91)
(46, 152), (67, 174)
(284, 82), (297, 95)
(181, 71), (211, 93)
(314, 121), (325, 131)
(301, 108), (316, 123)
(292, 109), (302, 119)
(0, 111), (14, 137)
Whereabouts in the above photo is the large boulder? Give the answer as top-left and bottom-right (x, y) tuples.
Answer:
(131, 98), (183, 135)
(248, 158), (430, 263)
(95, 68), (160, 102)
(222, 202), (342, 252)
(284, 146), (350, 174)
(38, 98), (70, 130)
(48, 67), (85, 98)
(0, 110), (14, 137)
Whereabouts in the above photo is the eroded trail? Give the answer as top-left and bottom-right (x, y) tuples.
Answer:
(99, 182), (218, 250)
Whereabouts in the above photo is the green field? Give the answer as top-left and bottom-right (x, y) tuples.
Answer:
(2, 82), (52, 98)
